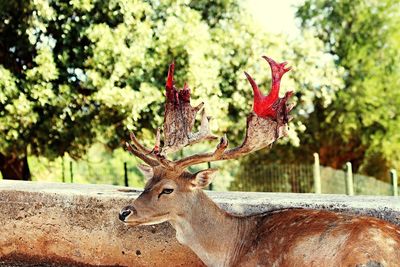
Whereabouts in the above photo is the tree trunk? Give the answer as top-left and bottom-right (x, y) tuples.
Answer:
(0, 153), (31, 180)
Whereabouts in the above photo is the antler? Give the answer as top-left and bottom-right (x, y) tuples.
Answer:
(125, 62), (217, 168)
(125, 56), (294, 171)
(174, 56), (294, 169)
(163, 63), (217, 155)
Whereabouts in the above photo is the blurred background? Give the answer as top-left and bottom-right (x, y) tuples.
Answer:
(1, 0), (399, 195)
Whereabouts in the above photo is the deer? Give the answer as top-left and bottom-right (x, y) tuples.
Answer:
(119, 56), (400, 267)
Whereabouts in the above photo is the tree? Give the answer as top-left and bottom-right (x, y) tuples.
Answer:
(0, 0), (345, 181)
(0, 0), (296, 180)
(295, 0), (400, 179)
(232, 0), (400, 191)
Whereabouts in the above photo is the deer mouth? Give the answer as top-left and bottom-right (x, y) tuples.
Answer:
(121, 212), (170, 226)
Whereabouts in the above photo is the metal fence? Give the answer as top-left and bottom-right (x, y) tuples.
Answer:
(229, 164), (398, 196)
(13, 152), (399, 196)
(228, 164), (314, 193)
(319, 166), (397, 196)
(229, 158), (399, 196)
(25, 152), (145, 188)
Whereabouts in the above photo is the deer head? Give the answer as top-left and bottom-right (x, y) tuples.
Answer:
(119, 56), (293, 226)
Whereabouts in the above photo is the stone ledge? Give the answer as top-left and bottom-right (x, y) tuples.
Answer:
(0, 180), (399, 266)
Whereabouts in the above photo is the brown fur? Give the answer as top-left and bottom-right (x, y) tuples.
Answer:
(236, 209), (400, 266)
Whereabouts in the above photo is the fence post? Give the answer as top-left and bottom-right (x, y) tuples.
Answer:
(345, 162), (354, 196)
(390, 169), (398, 196)
(61, 156), (65, 183)
(208, 162), (213, 191)
(69, 161), (74, 183)
(124, 162), (129, 187)
(313, 153), (322, 194)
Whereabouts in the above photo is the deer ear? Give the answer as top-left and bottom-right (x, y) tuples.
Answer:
(137, 164), (154, 180)
(192, 169), (218, 189)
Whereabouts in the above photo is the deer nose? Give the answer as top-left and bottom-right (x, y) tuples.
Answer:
(119, 205), (137, 221)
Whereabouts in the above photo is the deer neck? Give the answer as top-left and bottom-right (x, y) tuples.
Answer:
(169, 191), (250, 267)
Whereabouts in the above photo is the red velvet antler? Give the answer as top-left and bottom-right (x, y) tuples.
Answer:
(165, 63), (192, 104)
(244, 56), (293, 124)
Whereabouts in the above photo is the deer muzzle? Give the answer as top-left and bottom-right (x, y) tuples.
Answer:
(119, 205), (137, 222)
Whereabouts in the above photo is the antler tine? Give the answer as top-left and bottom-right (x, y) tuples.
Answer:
(175, 134), (228, 169)
(175, 56), (294, 169)
(130, 133), (153, 155)
(127, 130), (174, 168)
(152, 127), (173, 168)
(125, 142), (158, 166)
(153, 127), (161, 154)
(188, 108), (218, 141)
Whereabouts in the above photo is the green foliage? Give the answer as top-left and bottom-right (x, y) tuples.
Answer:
(295, 0), (400, 177)
(234, 0), (400, 189)
(1, 0), (343, 181)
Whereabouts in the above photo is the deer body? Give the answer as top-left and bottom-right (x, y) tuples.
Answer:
(166, 189), (400, 267)
(119, 57), (400, 266)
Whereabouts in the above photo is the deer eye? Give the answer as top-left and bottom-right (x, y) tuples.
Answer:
(158, 188), (174, 199)
(162, 188), (174, 194)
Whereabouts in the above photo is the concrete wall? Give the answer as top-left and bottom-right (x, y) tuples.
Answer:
(0, 180), (399, 266)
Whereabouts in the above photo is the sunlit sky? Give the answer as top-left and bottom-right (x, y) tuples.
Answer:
(246, 0), (304, 38)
